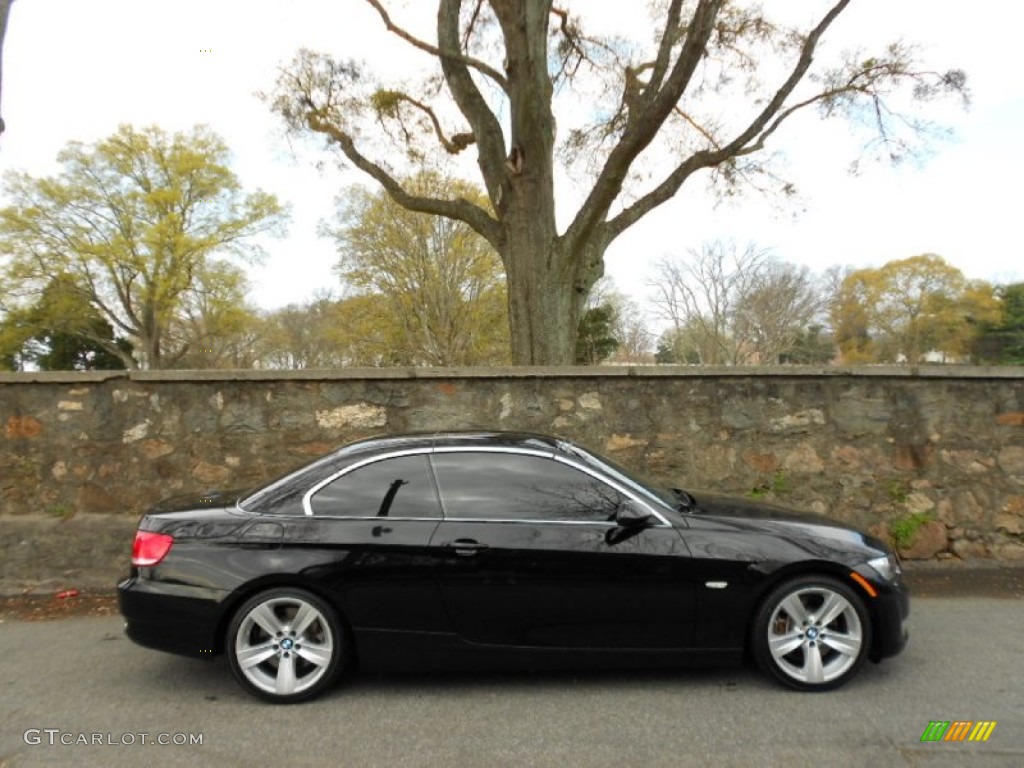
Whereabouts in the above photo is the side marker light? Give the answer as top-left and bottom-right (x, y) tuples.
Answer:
(850, 571), (878, 598)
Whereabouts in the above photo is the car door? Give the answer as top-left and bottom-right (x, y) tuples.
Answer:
(429, 449), (695, 649)
(280, 451), (449, 635)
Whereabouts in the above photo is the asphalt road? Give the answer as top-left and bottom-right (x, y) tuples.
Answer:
(1, 597), (1022, 768)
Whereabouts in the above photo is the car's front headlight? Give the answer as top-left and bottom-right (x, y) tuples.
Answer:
(867, 552), (901, 583)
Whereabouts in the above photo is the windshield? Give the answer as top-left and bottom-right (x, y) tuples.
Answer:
(559, 441), (678, 511)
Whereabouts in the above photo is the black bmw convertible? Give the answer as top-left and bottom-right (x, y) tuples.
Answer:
(118, 431), (908, 703)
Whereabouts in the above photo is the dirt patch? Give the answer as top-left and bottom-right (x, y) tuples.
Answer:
(0, 591), (119, 621)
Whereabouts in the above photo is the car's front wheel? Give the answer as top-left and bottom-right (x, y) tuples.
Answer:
(227, 587), (346, 703)
(752, 575), (871, 692)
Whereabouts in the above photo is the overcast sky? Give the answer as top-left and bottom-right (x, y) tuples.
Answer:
(1, 0), (1021, 313)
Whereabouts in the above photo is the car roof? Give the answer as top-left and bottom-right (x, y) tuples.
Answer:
(240, 431), (569, 514)
(339, 430), (564, 458)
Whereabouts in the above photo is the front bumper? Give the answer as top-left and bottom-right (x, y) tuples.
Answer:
(868, 577), (910, 661)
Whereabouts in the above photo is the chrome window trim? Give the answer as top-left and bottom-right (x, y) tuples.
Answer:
(239, 451), (340, 512)
(297, 443), (672, 528)
(431, 518), (621, 527)
(432, 445), (554, 458)
(294, 516), (443, 522)
(556, 439), (676, 513)
(302, 448), (434, 517)
(551, 454), (672, 527)
(431, 447), (671, 527)
(284, 516), (622, 526)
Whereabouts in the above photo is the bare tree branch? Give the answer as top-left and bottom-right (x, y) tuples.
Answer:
(642, 0), (684, 100)
(564, 0), (722, 254)
(604, 0), (852, 242)
(305, 111), (502, 249)
(436, 0), (509, 210)
(372, 90), (476, 154)
(364, 0), (509, 91)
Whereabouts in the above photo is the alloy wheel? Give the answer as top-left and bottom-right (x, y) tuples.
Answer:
(228, 589), (344, 702)
(754, 576), (871, 691)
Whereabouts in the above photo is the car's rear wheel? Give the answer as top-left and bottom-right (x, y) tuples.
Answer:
(752, 575), (871, 692)
(227, 587), (345, 703)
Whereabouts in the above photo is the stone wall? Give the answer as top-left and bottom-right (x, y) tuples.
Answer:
(2, 366), (1023, 580)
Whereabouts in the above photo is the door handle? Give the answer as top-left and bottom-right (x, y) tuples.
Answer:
(446, 539), (489, 556)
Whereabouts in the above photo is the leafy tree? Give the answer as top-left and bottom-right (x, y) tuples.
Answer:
(972, 282), (1024, 365)
(34, 326), (129, 371)
(169, 262), (263, 369)
(584, 277), (653, 364)
(267, 0), (966, 364)
(831, 254), (1000, 364)
(0, 275), (131, 370)
(330, 293), (411, 366)
(255, 295), (355, 369)
(324, 172), (509, 366)
(780, 325), (836, 365)
(0, 124), (287, 368)
(830, 267), (875, 363)
(654, 324), (704, 365)
(575, 304), (619, 365)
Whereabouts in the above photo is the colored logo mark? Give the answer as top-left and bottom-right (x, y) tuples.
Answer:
(920, 721), (997, 743)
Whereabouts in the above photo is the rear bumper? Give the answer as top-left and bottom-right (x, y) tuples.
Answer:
(869, 579), (910, 661)
(118, 576), (226, 658)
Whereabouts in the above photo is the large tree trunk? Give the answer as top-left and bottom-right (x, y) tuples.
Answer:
(503, 228), (607, 365)
(503, 232), (577, 365)
(495, 0), (587, 365)
(0, 0), (12, 136)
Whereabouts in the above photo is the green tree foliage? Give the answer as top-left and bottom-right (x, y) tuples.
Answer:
(780, 325), (836, 365)
(256, 299), (344, 369)
(0, 124), (287, 368)
(254, 296), (356, 369)
(655, 327), (702, 365)
(255, 293), (434, 369)
(0, 275), (131, 370)
(324, 172), (509, 366)
(34, 330), (127, 371)
(168, 262), (263, 369)
(584, 277), (653, 364)
(972, 282), (1024, 364)
(575, 304), (619, 365)
(831, 254), (1000, 364)
(267, 1), (966, 364)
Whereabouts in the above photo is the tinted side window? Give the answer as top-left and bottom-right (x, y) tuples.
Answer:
(310, 455), (441, 518)
(431, 453), (624, 522)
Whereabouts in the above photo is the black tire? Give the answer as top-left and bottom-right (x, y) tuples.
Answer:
(751, 575), (871, 692)
(226, 587), (346, 703)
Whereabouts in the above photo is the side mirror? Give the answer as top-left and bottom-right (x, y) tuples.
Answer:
(615, 499), (653, 528)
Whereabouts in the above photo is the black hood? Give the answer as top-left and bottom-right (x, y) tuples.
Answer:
(690, 492), (845, 526)
(683, 491), (890, 563)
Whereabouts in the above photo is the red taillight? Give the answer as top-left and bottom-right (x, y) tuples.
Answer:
(132, 531), (174, 566)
